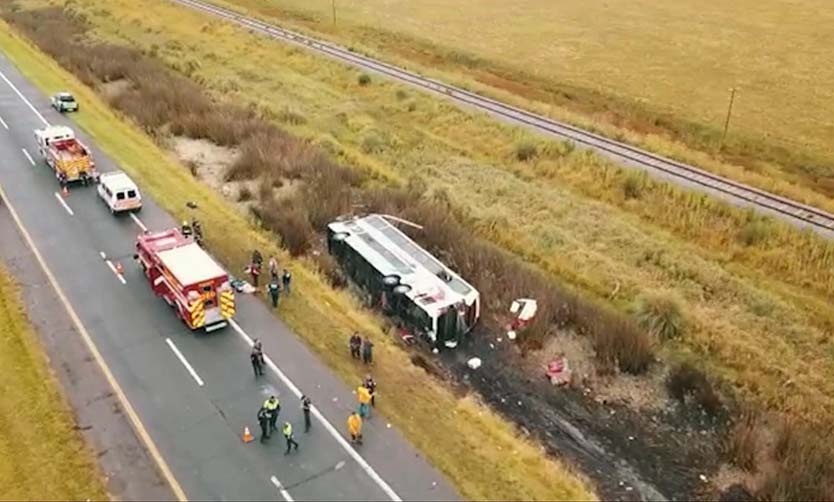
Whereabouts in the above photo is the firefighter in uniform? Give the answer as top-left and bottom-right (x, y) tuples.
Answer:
(283, 422), (299, 454)
(263, 395), (280, 433)
(181, 220), (193, 238)
(348, 412), (363, 445)
(267, 278), (281, 308)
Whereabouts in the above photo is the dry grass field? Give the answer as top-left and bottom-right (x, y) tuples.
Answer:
(0, 266), (107, 500)
(6, 0), (834, 497)
(215, 0), (834, 204)
(0, 15), (593, 501)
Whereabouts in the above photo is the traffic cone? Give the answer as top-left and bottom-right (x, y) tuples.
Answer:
(61, 185), (69, 198)
(115, 262), (124, 275)
(242, 426), (254, 443)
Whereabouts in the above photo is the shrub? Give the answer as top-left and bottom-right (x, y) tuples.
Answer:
(357, 73), (371, 86)
(724, 412), (758, 471)
(666, 362), (722, 415)
(312, 252), (347, 288)
(592, 317), (654, 375)
(395, 89), (408, 100)
(277, 107), (307, 126)
(623, 171), (646, 199)
(258, 199), (314, 257)
(635, 290), (687, 340)
(738, 219), (771, 246)
(360, 130), (386, 154)
(514, 141), (538, 162)
(237, 185), (253, 202)
(759, 421), (834, 501)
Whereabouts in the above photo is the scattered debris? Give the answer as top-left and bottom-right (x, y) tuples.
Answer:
(699, 474), (708, 483)
(467, 357), (482, 370)
(507, 330), (517, 341)
(545, 353), (572, 386)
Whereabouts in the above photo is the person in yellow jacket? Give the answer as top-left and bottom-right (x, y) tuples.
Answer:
(263, 395), (280, 433)
(347, 412), (363, 445)
(357, 385), (372, 418)
(282, 422), (299, 455)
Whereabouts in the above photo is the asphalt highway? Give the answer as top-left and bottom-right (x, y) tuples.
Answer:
(0, 50), (457, 502)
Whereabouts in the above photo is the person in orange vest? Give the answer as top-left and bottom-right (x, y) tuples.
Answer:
(347, 412), (363, 445)
(357, 384), (372, 418)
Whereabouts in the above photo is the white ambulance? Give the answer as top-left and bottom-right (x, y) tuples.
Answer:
(97, 171), (142, 213)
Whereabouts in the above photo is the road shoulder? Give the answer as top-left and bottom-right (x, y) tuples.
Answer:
(0, 205), (174, 501)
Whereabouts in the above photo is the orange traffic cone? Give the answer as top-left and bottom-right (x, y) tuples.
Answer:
(115, 262), (124, 275)
(242, 426), (254, 443)
(61, 185), (69, 198)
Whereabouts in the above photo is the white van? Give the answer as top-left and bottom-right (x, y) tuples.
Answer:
(97, 171), (142, 213)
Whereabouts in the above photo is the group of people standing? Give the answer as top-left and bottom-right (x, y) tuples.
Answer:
(249, 250), (292, 308)
(349, 332), (374, 365)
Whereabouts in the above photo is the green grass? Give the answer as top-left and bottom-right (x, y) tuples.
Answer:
(0, 265), (108, 500)
(209, 0), (834, 207)
(38, 0), (834, 434)
(0, 19), (594, 502)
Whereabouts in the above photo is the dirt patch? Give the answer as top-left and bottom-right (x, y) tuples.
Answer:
(169, 136), (248, 198)
(99, 78), (131, 100)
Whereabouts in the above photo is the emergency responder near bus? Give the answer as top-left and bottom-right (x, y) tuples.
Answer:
(263, 395), (280, 433)
(268, 256), (279, 281)
(363, 374), (377, 408)
(301, 395), (312, 433)
(267, 278), (281, 308)
(282, 268), (292, 295)
(283, 422), (299, 455)
(181, 220), (193, 238)
(348, 412), (363, 445)
(250, 346), (265, 377)
(257, 406), (271, 443)
(357, 384), (372, 418)
(349, 332), (362, 360)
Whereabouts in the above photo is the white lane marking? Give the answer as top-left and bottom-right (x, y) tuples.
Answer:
(0, 185), (188, 501)
(165, 338), (205, 387)
(21, 147), (34, 165)
(270, 476), (294, 502)
(53, 191), (75, 216)
(130, 212), (148, 232)
(230, 319), (402, 502)
(105, 259), (127, 285)
(0, 68), (50, 126)
(0, 115), (8, 129)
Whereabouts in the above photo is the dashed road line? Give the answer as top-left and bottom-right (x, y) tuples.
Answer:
(130, 212), (148, 232)
(165, 338), (205, 387)
(270, 476), (294, 502)
(229, 319), (401, 502)
(21, 147), (34, 165)
(0, 68), (50, 126)
(53, 191), (75, 216)
(0, 183), (188, 502)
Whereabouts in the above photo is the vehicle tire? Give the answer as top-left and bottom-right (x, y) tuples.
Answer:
(332, 232), (350, 242)
(392, 284), (411, 295)
(382, 275), (400, 286)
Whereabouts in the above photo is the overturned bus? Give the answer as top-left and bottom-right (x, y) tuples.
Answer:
(327, 214), (480, 349)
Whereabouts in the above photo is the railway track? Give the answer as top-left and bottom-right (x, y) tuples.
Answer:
(171, 0), (834, 235)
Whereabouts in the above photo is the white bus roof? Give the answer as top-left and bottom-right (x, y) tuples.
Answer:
(99, 171), (139, 192)
(328, 214), (478, 316)
(157, 242), (226, 286)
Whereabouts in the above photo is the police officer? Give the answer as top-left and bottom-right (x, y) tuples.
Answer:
(181, 220), (193, 238)
(363, 374), (377, 408)
(301, 395), (312, 433)
(257, 406), (270, 443)
(263, 395), (280, 433)
(267, 278), (281, 308)
(283, 422), (299, 455)
(250, 347), (264, 377)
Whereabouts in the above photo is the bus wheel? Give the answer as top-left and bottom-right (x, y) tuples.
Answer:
(383, 275), (401, 286)
(393, 284), (411, 295)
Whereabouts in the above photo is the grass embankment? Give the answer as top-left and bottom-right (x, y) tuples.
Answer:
(58, 0), (834, 429)
(211, 0), (834, 207)
(0, 266), (107, 500)
(0, 19), (594, 502)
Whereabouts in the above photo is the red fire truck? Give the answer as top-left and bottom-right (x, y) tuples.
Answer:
(135, 228), (235, 332)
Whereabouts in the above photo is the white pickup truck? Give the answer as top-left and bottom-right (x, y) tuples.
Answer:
(51, 92), (78, 113)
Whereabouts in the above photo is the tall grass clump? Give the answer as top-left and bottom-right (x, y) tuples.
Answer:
(666, 362), (722, 416)
(635, 290), (687, 340)
(759, 421), (834, 501)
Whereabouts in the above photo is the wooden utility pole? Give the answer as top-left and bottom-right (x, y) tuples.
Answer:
(720, 87), (738, 150)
